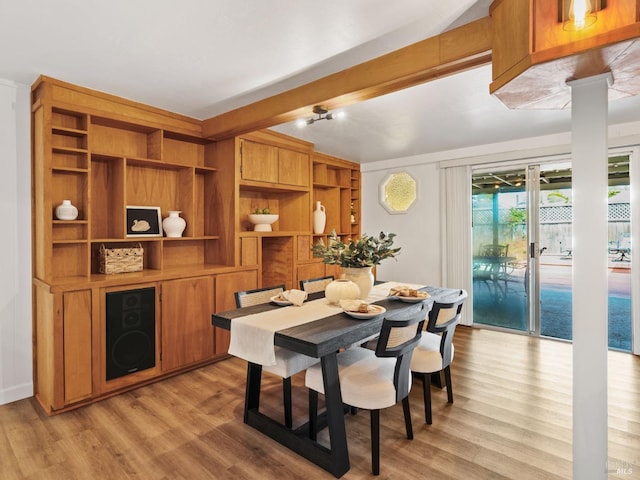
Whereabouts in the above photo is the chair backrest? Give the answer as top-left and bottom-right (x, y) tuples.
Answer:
(480, 244), (508, 257)
(425, 289), (468, 369)
(299, 275), (334, 294)
(235, 284), (285, 308)
(375, 303), (427, 402)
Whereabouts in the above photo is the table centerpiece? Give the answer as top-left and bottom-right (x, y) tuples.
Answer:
(312, 230), (401, 299)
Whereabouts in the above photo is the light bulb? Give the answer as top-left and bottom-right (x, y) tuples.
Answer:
(564, 0), (597, 31)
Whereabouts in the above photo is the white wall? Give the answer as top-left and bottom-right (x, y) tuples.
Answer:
(0, 79), (32, 405)
(361, 163), (442, 286)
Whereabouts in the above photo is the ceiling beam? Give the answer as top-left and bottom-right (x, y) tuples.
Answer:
(202, 16), (493, 140)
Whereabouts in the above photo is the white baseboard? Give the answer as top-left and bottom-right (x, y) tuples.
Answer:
(0, 382), (33, 406)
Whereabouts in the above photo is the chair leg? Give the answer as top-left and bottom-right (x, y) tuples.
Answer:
(402, 396), (413, 440)
(370, 409), (380, 475)
(444, 366), (454, 404)
(283, 377), (293, 428)
(422, 373), (432, 425)
(308, 389), (318, 441)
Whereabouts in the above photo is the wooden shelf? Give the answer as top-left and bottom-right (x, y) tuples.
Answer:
(52, 126), (87, 137)
(53, 146), (88, 155)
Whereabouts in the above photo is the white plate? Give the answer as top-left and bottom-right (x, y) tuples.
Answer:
(343, 304), (386, 319)
(395, 294), (429, 303)
(270, 295), (293, 306)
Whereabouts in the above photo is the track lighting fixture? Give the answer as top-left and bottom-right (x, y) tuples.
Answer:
(296, 105), (345, 127)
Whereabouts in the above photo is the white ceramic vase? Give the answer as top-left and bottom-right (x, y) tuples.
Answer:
(55, 199), (78, 220)
(313, 201), (326, 234)
(342, 266), (374, 300)
(324, 279), (360, 305)
(163, 211), (186, 237)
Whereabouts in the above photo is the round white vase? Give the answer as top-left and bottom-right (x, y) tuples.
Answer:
(324, 279), (360, 305)
(55, 199), (78, 220)
(313, 201), (326, 234)
(342, 266), (374, 299)
(162, 211), (186, 237)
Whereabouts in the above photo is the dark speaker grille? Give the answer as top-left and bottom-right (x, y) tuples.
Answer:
(106, 287), (155, 380)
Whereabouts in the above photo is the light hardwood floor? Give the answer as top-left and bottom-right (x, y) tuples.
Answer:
(1, 327), (638, 479)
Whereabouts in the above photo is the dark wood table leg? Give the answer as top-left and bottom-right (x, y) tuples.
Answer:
(242, 353), (350, 478)
(321, 352), (350, 476)
(244, 362), (262, 423)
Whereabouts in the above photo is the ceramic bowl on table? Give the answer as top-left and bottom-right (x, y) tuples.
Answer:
(248, 214), (279, 232)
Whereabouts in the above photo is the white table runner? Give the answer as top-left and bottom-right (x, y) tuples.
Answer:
(228, 281), (424, 366)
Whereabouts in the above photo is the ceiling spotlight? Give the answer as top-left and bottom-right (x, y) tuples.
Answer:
(297, 105), (345, 127)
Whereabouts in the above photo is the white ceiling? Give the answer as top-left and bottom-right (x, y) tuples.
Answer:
(3, 0), (640, 163)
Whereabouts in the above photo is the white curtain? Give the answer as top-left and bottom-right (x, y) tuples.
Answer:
(440, 164), (473, 325)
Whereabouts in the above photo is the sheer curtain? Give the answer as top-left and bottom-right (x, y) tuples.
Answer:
(440, 164), (473, 325)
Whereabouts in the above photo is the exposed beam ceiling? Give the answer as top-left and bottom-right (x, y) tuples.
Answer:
(202, 18), (492, 140)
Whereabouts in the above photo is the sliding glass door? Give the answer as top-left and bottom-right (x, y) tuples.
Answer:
(471, 157), (633, 351)
(472, 167), (528, 332)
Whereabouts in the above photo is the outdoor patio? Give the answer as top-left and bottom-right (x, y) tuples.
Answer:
(473, 255), (632, 351)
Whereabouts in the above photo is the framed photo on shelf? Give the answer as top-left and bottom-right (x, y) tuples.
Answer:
(126, 206), (162, 237)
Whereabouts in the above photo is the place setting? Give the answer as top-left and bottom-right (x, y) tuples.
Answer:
(270, 289), (308, 306)
(339, 299), (386, 319)
(387, 285), (430, 303)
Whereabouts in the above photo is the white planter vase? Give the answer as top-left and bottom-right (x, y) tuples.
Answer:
(313, 201), (326, 234)
(163, 211), (186, 237)
(55, 199), (78, 220)
(342, 266), (374, 300)
(324, 279), (360, 305)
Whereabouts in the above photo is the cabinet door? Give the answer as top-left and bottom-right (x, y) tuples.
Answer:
(241, 140), (278, 183)
(214, 270), (258, 353)
(63, 290), (93, 405)
(278, 148), (310, 187)
(161, 276), (215, 371)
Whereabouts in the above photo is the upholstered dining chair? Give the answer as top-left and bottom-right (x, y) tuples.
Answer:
(305, 304), (427, 475)
(234, 284), (319, 428)
(409, 289), (467, 424)
(299, 275), (334, 294)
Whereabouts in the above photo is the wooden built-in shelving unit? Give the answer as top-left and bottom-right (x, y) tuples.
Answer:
(31, 76), (360, 414)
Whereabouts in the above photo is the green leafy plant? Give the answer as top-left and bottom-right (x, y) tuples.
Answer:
(547, 191), (569, 204)
(312, 230), (401, 267)
(507, 207), (526, 226)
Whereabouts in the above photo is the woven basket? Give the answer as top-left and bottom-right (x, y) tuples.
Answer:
(99, 243), (143, 274)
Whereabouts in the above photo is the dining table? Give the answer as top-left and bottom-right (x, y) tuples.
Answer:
(211, 281), (460, 478)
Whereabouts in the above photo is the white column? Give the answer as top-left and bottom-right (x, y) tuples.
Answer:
(567, 73), (611, 479)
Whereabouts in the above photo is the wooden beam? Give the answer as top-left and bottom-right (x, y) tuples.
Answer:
(202, 17), (493, 140)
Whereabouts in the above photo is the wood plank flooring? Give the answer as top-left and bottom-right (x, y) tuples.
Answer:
(1, 327), (638, 479)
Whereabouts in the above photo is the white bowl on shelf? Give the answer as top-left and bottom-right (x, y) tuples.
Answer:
(248, 214), (279, 232)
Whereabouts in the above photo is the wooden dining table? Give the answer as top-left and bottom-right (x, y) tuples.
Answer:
(211, 283), (459, 478)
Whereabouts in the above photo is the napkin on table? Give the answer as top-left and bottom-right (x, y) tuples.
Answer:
(281, 289), (308, 306)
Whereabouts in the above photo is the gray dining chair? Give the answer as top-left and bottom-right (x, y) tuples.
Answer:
(305, 304), (427, 475)
(234, 284), (319, 428)
(409, 289), (467, 424)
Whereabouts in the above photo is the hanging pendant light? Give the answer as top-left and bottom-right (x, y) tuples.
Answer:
(561, 0), (600, 31)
